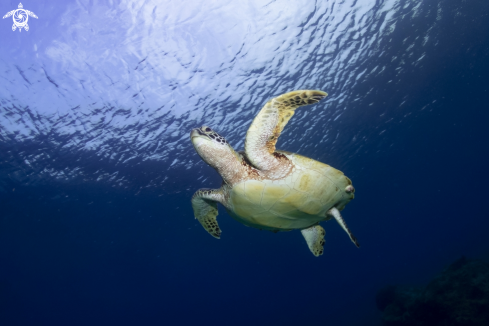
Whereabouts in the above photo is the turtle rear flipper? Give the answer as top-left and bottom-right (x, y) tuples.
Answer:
(301, 225), (326, 257)
(24, 23), (29, 31)
(191, 188), (225, 239)
(12, 23), (16, 31)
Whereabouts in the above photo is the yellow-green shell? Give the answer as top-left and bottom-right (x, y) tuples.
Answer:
(226, 151), (354, 231)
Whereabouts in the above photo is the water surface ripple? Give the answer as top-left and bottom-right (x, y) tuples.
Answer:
(0, 0), (483, 193)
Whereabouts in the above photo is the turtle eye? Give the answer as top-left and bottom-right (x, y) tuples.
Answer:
(204, 127), (212, 132)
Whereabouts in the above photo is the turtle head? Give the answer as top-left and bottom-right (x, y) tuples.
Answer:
(191, 126), (228, 148)
(190, 126), (240, 170)
(190, 126), (229, 150)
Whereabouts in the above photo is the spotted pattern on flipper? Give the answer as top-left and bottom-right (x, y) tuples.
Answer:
(191, 188), (224, 239)
(301, 225), (326, 257)
(266, 90), (328, 153)
(201, 215), (221, 239)
(245, 90), (328, 173)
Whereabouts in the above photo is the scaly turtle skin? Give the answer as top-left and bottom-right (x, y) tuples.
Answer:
(190, 90), (358, 257)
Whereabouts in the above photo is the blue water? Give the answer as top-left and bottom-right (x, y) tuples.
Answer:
(1, 0), (488, 325)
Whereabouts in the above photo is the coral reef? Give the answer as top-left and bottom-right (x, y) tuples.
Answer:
(376, 256), (489, 326)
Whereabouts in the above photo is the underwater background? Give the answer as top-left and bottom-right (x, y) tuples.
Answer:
(1, 0), (488, 325)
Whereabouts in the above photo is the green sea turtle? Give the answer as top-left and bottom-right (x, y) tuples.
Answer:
(190, 90), (358, 256)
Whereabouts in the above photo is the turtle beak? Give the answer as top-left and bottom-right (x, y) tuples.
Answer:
(190, 128), (205, 139)
(190, 128), (211, 149)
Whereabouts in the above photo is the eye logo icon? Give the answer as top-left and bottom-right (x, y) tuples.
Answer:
(3, 3), (38, 32)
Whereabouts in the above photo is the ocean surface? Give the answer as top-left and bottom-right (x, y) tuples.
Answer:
(1, 0), (488, 325)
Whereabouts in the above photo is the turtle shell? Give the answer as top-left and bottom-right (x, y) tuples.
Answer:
(226, 151), (354, 231)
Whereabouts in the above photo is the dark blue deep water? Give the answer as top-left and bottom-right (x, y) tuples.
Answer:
(1, 0), (488, 325)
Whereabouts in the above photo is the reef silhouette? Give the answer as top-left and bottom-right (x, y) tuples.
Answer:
(376, 256), (489, 326)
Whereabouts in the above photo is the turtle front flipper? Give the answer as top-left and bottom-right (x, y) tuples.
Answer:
(191, 188), (225, 239)
(328, 207), (360, 248)
(301, 225), (326, 257)
(244, 90), (327, 171)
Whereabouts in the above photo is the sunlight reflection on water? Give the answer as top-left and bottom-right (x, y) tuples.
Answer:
(0, 0), (439, 191)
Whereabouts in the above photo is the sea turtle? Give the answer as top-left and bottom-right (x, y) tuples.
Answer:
(3, 3), (38, 32)
(190, 90), (359, 256)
